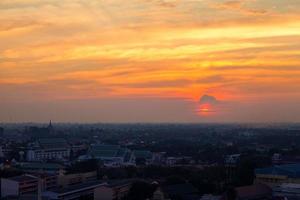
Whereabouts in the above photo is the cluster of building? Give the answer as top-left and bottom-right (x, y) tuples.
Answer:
(1, 170), (133, 200)
(223, 153), (300, 200)
(79, 144), (155, 167)
(255, 163), (300, 199)
(198, 162), (300, 200)
(1, 123), (300, 200)
(24, 140), (163, 167)
(1, 133), (192, 168)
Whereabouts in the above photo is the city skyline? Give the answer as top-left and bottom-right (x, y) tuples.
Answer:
(1, 0), (300, 122)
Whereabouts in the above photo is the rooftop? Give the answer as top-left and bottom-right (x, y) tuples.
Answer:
(255, 164), (300, 178)
(48, 181), (105, 194)
(91, 144), (120, 151)
(106, 179), (134, 188)
(1, 195), (49, 200)
(8, 174), (38, 182)
(133, 150), (152, 159)
(235, 184), (272, 199)
(90, 145), (128, 158)
(38, 138), (69, 149)
(19, 162), (64, 170)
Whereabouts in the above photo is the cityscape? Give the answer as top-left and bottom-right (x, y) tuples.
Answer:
(0, 123), (299, 200)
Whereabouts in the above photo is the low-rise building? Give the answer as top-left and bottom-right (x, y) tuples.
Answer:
(152, 152), (166, 165)
(43, 181), (106, 200)
(27, 138), (70, 162)
(1, 145), (13, 158)
(30, 172), (58, 191)
(165, 156), (192, 166)
(200, 194), (221, 200)
(272, 153), (300, 165)
(89, 145), (131, 166)
(94, 180), (133, 200)
(18, 162), (65, 175)
(1, 175), (39, 198)
(273, 183), (300, 199)
(130, 150), (153, 165)
(58, 171), (97, 188)
(225, 154), (241, 166)
(162, 183), (200, 200)
(152, 187), (168, 200)
(255, 164), (300, 186)
(234, 183), (272, 200)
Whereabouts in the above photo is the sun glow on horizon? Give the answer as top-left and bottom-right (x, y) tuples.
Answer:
(197, 103), (216, 116)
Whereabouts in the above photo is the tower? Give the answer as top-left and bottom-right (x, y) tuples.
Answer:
(47, 120), (54, 134)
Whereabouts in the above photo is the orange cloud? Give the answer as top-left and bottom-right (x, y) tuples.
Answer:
(1, 0), (300, 122)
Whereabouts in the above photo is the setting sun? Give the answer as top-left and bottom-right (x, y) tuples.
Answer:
(197, 103), (215, 116)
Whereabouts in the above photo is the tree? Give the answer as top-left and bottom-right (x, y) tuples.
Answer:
(66, 159), (99, 174)
(123, 181), (157, 200)
(226, 187), (237, 200)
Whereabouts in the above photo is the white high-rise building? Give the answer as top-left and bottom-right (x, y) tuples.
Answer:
(0, 146), (4, 158)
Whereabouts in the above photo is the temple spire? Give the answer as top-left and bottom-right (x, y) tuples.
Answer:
(48, 120), (54, 133)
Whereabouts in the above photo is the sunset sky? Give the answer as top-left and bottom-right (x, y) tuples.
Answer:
(1, 0), (300, 123)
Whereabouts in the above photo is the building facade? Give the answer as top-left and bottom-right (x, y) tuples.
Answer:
(26, 138), (70, 162)
(1, 175), (39, 198)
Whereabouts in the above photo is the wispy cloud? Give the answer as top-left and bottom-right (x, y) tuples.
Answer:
(1, 0), (300, 122)
(209, 0), (268, 15)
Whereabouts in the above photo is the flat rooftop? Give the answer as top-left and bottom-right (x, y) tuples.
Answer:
(48, 181), (106, 194)
(8, 175), (38, 182)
